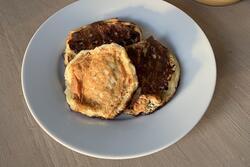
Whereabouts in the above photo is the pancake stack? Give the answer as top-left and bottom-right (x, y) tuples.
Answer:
(64, 18), (180, 119)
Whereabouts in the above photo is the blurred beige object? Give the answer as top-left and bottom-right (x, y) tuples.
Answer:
(195, 0), (241, 6)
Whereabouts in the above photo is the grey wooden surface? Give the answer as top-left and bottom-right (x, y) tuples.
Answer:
(0, 0), (249, 166)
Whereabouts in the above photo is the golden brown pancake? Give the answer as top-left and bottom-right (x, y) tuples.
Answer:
(125, 37), (180, 115)
(64, 43), (138, 119)
(64, 18), (142, 64)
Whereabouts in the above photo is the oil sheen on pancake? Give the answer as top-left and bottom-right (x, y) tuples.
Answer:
(125, 37), (181, 116)
(64, 18), (142, 64)
(64, 43), (138, 119)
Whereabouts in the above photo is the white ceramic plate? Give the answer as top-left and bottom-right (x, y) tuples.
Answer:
(21, 0), (216, 159)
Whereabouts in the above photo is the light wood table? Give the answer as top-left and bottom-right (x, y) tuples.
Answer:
(0, 0), (249, 166)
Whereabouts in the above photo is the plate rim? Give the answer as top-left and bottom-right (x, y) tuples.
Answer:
(21, 0), (217, 159)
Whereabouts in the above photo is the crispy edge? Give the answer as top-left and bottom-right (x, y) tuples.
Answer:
(64, 18), (143, 65)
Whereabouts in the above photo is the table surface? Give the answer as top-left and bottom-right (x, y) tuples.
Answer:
(0, 0), (249, 166)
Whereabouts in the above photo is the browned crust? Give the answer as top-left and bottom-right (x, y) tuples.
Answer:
(64, 43), (138, 119)
(124, 38), (181, 116)
(64, 18), (143, 65)
(130, 71), (181, 117)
